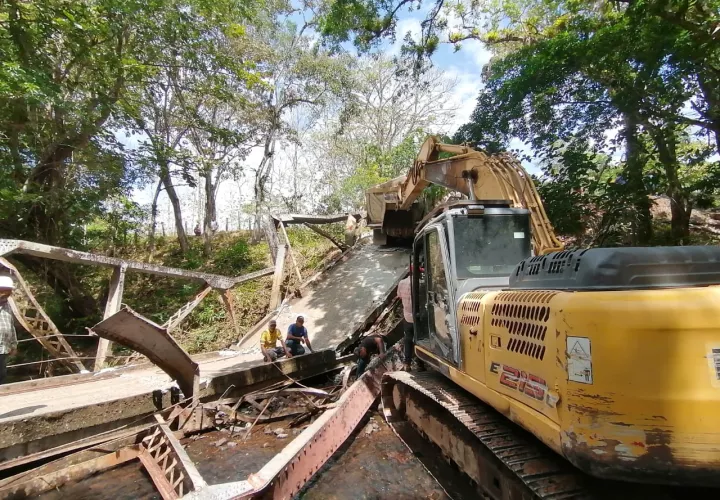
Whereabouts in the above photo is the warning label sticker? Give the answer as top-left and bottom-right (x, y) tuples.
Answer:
(567, 336), (593, 384)
(706, 347), (720, 387)
(712, 349), (720, 380)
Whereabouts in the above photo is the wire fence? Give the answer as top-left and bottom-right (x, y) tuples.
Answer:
(16, 334), (95, 343)
(7, 354), (135, 369)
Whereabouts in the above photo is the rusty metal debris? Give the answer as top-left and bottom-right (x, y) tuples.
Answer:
(139, 417), (207, 499)
(188, 347), (404, 500)
(91, 306), (200, 400)
(0, 350), (347, 469)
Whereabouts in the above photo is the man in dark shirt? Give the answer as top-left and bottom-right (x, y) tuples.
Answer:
(354, 334), (386, 377)
(285, 315), (313, 357)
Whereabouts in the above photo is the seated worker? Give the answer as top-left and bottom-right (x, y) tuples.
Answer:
(260, 320), (288, 362)
(354, 334), (386, 377)
(285, 315), (313, 357)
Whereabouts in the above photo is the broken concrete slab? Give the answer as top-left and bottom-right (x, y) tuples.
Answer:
(0, 351), (345, 469)
(237, 244), (409, 354)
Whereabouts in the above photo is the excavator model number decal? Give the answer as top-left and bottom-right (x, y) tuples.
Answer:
(490, 361), (546, 401)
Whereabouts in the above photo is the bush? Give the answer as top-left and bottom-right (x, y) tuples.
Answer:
(212, 239), (251, 275)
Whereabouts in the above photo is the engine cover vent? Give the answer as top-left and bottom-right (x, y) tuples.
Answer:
(490, 291), (557, 361)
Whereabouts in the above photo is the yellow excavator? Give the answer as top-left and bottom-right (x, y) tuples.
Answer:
(367, 136), (720, 498)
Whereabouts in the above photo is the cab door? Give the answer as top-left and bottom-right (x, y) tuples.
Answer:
(413, 225), (459, 365)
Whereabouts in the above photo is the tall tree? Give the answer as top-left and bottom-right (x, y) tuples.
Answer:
(245, 16), (355, 232)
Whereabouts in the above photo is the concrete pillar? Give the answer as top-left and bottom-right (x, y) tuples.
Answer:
(94, 264), (127, 371)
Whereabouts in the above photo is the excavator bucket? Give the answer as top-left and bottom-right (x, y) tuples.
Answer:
(382, 209), (416, 239)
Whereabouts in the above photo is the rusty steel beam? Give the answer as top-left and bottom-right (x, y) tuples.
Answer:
(139, 419), (206, 499)
(164, 285), (213, 333)
(0, 258), (85, 372)
(0, 239), (273, 290)
(94, 263), (127, 370)
(91, 307), (199, 400)
(187, 348), (404, 500)
(0, 446), (141, 499)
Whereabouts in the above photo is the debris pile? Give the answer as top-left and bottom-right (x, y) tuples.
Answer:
(212, 367), (353, 441)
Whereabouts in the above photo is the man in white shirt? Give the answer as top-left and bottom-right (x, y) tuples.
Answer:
(396, 269), (414, 371)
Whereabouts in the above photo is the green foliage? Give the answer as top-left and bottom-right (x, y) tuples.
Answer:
(212, 240), (252, 275)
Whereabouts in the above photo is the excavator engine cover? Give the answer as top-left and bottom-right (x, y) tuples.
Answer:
(449, 245), (720, 484)
(510, 246), (720, 290)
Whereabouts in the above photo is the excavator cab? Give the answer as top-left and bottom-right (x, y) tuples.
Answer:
(411, 201), (532, 366)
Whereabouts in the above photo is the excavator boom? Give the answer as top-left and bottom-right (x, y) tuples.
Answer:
(367, 136), (563, 254)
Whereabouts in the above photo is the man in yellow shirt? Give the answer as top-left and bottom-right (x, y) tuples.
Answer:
(260, 320), (288, 362)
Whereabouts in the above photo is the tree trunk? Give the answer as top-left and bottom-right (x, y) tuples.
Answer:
(623, 113), (652, 245)
(147, 179), (163, 258)
(161, 166), (189, 254)
(651, 127), (691, 244)
(203, 171), (215, 257)
(263, 215), (280, 263)
(253, 129), (276, 242)
(304, 223), (349, 251)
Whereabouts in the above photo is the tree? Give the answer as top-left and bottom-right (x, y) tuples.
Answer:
(244, 16), (356, 233)
(186, 96), (262, 255)
(306, 54), (458, 211)
(454, 6), (715, 244)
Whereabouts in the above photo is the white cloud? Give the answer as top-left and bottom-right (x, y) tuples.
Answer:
(443, 66), (483, 133)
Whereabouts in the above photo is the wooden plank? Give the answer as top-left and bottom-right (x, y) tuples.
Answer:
(138, 449), (179, 500)
(0, 446), (140, 498)
(278, 221), (303, 283)
(269, 245), (287, 310)
(94, 263), (127, 371)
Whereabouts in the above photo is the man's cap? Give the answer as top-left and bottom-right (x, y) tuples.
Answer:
(0, 276), (15, 290)
(296, 315), (304, 322)
(269, 319), (277, 325)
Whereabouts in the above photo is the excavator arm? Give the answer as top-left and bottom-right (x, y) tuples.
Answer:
(393, 136), (563, 255)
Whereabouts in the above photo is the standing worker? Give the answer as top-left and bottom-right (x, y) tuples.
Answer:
(260, 320), (288, 362)
(0, 276), (17, 385)
(397, 268), (414, 371)
(286, 315), (313, 357)
(354, 334), (386, 377)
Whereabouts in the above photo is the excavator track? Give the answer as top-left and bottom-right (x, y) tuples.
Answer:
(381, 371), (717, 500)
